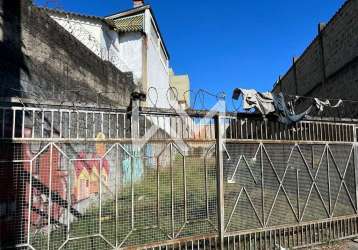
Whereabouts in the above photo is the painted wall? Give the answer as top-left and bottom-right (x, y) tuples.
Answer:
(101, 27), (134, 80)
(145, 10), (170, 108)
(50, 15), (104, 58)
(116, 32), (143, 85)
(49, 11), (172, 109)
(50, 14), (136, 81)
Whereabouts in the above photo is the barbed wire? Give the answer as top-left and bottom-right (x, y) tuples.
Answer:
(285, 94), (358, 104)
(4, 77), (358, 120)
(184, 88), (228, 111)
(283, 94), (358, 119)
(147, 87), (159, 108)
(166, 87), (179, 110)
(228, 91), (358, 118)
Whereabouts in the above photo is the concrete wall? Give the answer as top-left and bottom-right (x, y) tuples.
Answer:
(102, 28), (132, 77)
(50, 14), (104, 58)
(145, 10), (170, 108)
(49, 9), (172, 109)
(272, 0), (358, 112)
(117, 32), (143, 84)
(0, 0), (135, 107)
(50, 13), (139, 84)
(147, 34), (170, 108)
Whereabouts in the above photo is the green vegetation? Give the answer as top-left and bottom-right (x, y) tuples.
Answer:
(30, 155), (218, 249)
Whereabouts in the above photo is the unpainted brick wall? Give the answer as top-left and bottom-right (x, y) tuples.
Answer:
(273, 0), (358, 103)
(0, 0), (135, 107)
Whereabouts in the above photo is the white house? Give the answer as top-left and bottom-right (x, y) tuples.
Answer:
(45, 0), (174, 109)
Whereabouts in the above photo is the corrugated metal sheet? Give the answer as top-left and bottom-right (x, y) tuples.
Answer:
(111, 14), (144, 32)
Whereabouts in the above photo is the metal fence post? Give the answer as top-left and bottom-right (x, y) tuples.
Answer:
(215, 114), (225, 249)
(354, 126), (358, 213)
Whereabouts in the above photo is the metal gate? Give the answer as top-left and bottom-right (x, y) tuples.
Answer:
(1, 102), (358, 249)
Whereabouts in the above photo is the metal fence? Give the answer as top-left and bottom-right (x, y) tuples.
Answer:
(1, 101), (358, 249)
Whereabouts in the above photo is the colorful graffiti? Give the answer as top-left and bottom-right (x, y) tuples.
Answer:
(72, 153), (110, 202)
(0, 130), (113, 243)
(23, 144), (68, 229)
(0, 128), (148, 244)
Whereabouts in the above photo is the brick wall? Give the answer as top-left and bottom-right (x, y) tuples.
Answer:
(273, 0), (358, 104)
(0, 0), (135, 107)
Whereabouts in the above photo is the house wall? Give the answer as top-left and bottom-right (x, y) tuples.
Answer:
(117, 32), (143, 85)
(272, 0), (358, 116)
(145, 10), (170, 108)
(170, 69), (190, 108)
(50, 13), (138, 81)
(147, 36), (170, 108)
(50, 15), (104, 58)
(102, 27), (133, 77)
(49, 8), (173, 109)
(50, 11), (172, 109)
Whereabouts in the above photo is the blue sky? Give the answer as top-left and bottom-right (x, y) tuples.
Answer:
(36, 0), (345, 108)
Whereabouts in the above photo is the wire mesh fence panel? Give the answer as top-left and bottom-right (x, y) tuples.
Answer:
(224, 143), (263, 232)
(2, 101), (358, 249)
(223, 141), (358, 249)
(0, 140), (218, 249)
(177, 142), (217, 238)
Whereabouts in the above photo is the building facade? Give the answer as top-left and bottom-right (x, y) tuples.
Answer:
(46, 0), (188, 109)
(170, 68), (190, 109)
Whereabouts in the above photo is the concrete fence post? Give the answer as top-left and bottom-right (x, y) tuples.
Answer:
(130, 90), (146, 149)
(131, 98), (140, 145)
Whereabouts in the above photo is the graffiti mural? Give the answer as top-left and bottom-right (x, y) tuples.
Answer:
(0, 124), (148, 246)
(72, 132), (110, 203)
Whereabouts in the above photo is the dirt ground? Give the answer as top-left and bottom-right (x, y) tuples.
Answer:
(309, 240), (358, 249)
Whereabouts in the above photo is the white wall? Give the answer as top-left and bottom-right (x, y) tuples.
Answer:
(146, 38), (170, 108)
(50, 15), (103, 57)
(144, 9), (170, 108)
(116, 33), (143, 85)
(101, 27), (136, 80)
(50, 12), (172, 109)
(51, 15), (142, 86)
